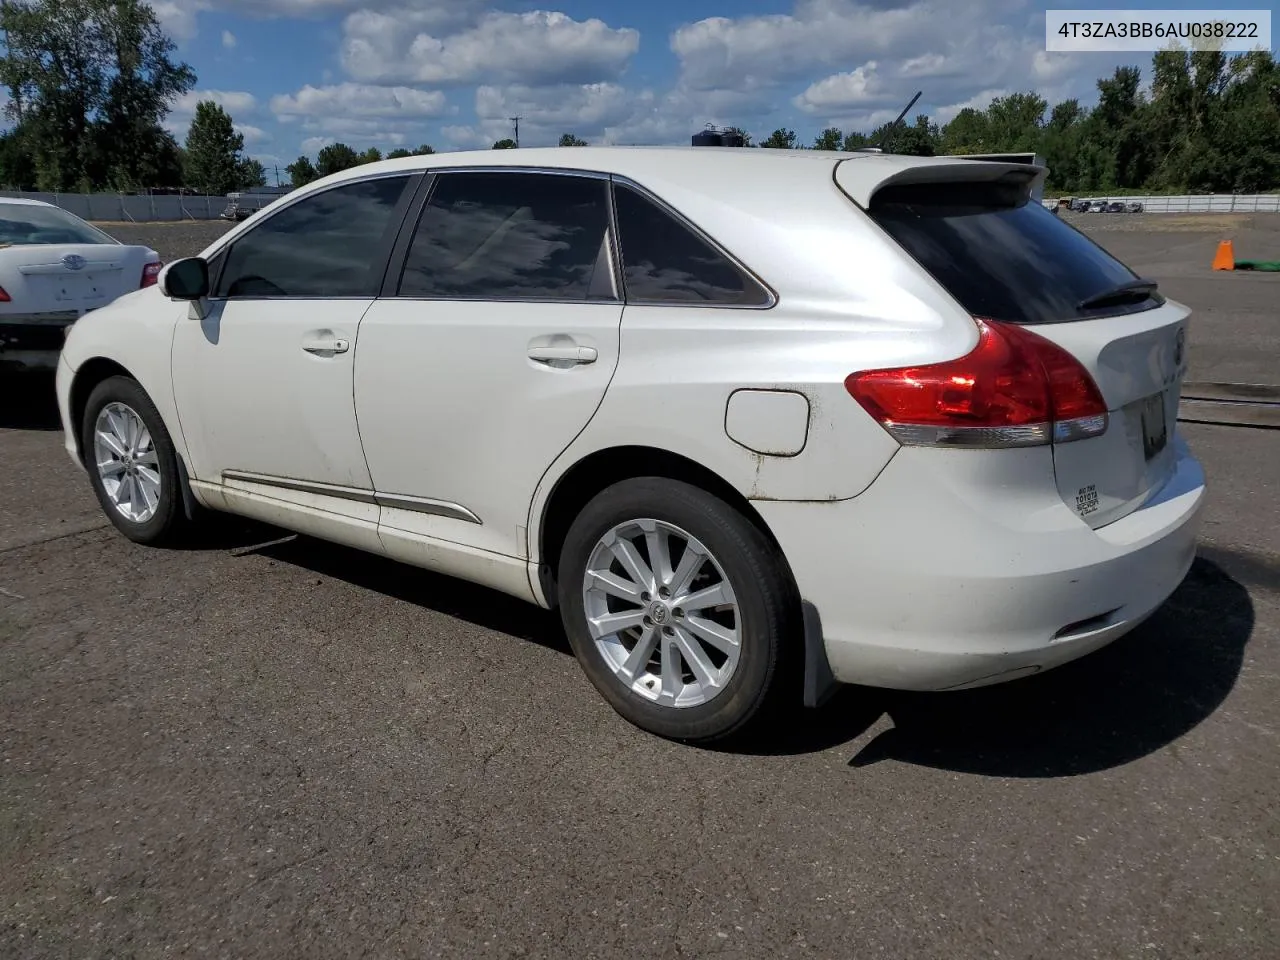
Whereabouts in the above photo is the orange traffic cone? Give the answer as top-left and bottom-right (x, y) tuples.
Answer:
(1212, 240), (1235, 270)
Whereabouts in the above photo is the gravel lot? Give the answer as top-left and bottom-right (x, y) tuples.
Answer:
(0, 215), (1277, 959)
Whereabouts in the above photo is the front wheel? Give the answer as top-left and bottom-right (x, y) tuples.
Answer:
(558, 478), (799, 744)
(81, 375), (192, 546)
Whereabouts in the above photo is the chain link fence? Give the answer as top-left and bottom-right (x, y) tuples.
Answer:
(0, 190), (275, 222)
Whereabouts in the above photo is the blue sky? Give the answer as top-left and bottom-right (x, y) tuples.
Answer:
(152, 0), (1277, 180)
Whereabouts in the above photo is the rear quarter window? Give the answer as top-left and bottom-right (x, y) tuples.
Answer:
(868, 180), (1162, 325)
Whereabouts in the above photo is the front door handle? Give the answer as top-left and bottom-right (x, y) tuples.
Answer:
(302, 335), (350, 356)
(528, 344), (598, 365)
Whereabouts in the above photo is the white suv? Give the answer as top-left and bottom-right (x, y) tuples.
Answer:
(56, 148), (1205, 743)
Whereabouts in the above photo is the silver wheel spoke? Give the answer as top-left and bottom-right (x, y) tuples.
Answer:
(98, 431), (128, 459)
(621, 626), (659, 679)
(660, 638), (684, 699)
(644, 525), (674, 585)
(683, 615), (738, 655)
(587, 609), (646, 640)
(137, 473), (160, 513)
(609, 537), (654, 593)
(677, 581), (732, 613)
(98, 459), (126, 478)
(673, 628), (720, 690)
(668, 541), (707, 597)
(586, 569), (644, 604)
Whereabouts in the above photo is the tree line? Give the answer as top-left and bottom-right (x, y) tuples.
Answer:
(750, 50), (1280, 195)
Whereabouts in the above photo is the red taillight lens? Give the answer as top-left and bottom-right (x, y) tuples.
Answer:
(0, 286), (9, 302)
(845, 319), (1108, 448)
(141, 261), (163, 288)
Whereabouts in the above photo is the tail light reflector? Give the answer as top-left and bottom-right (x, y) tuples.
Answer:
(141, 261), (163, 288)
(0, 286), (9, 302)
(845, 318), (1108, 448)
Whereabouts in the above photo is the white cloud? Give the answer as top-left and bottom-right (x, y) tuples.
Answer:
(173, 90), (259, 118)
(271, 83), (448, 120)
(341, 9), (640, 86)
(222, 30), (237, 49)
(237, 124), (270, 144)
(301, 136), (335, 153)
(794, 62), (891, 112)
(474, 83), (634, 135)
(151, 1), (204, 42)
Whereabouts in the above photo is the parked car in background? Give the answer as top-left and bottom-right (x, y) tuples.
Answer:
(1106, 201), (1126, 213)
(0, 199), (160, 373)
(1127, 202), (1145, 213)
(54, 148), (1204, 744)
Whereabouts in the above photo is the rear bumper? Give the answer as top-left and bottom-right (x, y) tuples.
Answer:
(0, 314), (76, 371)
(756, 437), (1205, 691)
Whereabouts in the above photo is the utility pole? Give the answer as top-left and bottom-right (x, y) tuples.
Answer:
(510, 116), (521, 148)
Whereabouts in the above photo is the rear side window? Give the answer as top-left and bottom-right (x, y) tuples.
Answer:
(398, 172), (614, 301)
(868, 180), (1159, 325)
(613, 183), (771, 306)
(216, 175), (410, 298)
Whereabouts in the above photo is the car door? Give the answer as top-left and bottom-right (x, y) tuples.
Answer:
(354, 169), (623, 566)
(172, 172), (417, 549)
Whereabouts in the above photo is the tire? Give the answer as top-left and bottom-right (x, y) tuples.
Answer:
(80, 375), (192, 546)
(558, 478), (799, 744)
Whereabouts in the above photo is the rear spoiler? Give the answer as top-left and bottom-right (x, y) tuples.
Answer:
(834, 156), (1048, 208)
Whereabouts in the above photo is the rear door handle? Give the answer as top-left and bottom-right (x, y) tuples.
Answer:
(302, 335), (350, 356)
(528, 344), (598, 365)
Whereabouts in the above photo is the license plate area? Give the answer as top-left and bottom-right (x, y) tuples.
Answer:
(1140, 391), (1168, 461)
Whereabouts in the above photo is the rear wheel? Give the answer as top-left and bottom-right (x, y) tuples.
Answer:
(558, 478), (798, 743)
(81, 376), (192, 546)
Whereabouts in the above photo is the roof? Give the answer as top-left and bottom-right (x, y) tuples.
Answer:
(0, 197), (55, 208)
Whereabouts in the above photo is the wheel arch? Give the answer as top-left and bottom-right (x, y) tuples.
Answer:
(68, 357), (138, 464)
(535, 444), (788, 591)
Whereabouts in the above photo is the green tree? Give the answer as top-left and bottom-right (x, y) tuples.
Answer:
(0, 0), (194, 191)
(236, 156), (267, 189)
(184, 100), (243, 195)
(0, 129), (38, 189)
(813, 127), (843, 150)
(316, 142), (360, 176)
(358, 146), (382, 164)
(559, 132), (588, 146)
(414, 144), (436, 155)
(841, 130), (870, 151)
(286, 155), (318, 188)
(492, 138), (517, 149)
(759, 128), (798, 149)
(386, 148), (412, 159)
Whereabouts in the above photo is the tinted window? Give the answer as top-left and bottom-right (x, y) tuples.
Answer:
(613, 183), (770, 306)
(216, 176), (410, 298)
(0, 202), (114, 245)
(868, 180), (1158, 325)
(399, 172), (613, 300)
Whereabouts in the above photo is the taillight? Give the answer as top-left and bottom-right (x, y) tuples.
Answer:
(844, 318), (1108, 448)
(0, 286), (9, 302)
(141, 261), (163, 288)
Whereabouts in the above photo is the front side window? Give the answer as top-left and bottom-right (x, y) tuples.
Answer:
(215, 176), (411, 298)
(612, 183), (772, 306)
(398, 172), (613, 301)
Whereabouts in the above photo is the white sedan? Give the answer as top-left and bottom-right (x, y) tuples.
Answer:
(55, 147), (1205, 744)
(0, 198), (161, 372)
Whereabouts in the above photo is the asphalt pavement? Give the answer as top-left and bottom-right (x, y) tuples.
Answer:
(0, 216), (1277, 959)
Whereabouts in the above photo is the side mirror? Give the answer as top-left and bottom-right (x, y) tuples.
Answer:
(160, 258), (210, 301)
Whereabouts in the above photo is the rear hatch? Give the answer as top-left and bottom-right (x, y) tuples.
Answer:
(839, 160), (1187, 529)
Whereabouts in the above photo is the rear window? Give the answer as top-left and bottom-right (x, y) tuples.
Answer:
(0, 203), (115, 246)
(868, 180), (1161, 325)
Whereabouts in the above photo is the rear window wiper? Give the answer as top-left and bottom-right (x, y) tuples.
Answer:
(1077, 279), (1159, 311)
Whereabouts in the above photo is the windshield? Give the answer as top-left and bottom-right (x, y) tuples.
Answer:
(0, 203), (117, 246)
(868, 180), (1161, 325)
